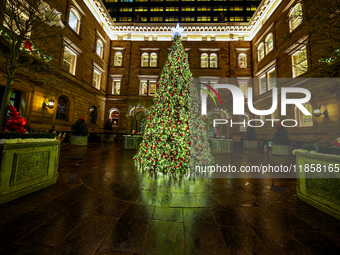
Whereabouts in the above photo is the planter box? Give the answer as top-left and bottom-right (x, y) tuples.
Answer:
(210, 138), (233, 154)
(293, 149), (340, 220)
(70, 135), (88, 146)
(243, 140), (259, 149)
(100, 133), (115, 143)
(272, 144), (293, 156)
(123, 135), (143, 150)
(0, 140), (60, 205)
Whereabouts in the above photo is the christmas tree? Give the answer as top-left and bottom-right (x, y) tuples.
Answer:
(133, 31), (214, 172)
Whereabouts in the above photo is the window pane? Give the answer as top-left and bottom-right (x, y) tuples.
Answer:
(140, 81), (148, 95)
(293, 47), (307, 77)
(113, 81), (121, 95)
(69, 10), (79, 33)
(149, 82), (156, 96)
(96, 40), (103, 57)
(238, 53), (247, 68)
(150, 54), (157, 67)
(210, 54), (217, 68)
(56, 96), (68, 120)
(115, 53), (122, 66)
(201, 54), (208, 68)
(267, 69), (276, 90)
(63, 47), (76, 75)
(259, 77), (267, 94)
(93, 70), (101, 89)
(141, 54), (149, 67)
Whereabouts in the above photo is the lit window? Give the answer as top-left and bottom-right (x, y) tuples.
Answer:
(96, 39), (104, 58)
(197, 7), (211, 11)
(182, 7), (195, 11)
(112, 80), (121, 95)
(141, 53), (149, 67)
(139, 80), (157, 96)
(3, 9), (30, 38)
(150, 7), (164, 11)
(257, 42), (265, 61)
(210, 53), (218, 68)
(238, 53), (247, 68)
(150, 17), (163, 21)
(289, 3), (303, 32)
(230, 6), (244, 11)
(265, 33), (274, 53)
(296, 104), (313, 127)
(197, 16), (211, 22)
(150, 53), (158, 67)
(149, 81), (157, 96)
(93, 69), (102, 89)
(267, 68), (276, 90)
(165, 7), (179, 11)
(114, 52), (123, 66)
(140, 81), (148, 95)
(68, 8), (81, 34)
(63, 46), (77, 75)
(201, 53), (208, 68)
(292, 47), (308, 77)
(259, 75), (267, 95)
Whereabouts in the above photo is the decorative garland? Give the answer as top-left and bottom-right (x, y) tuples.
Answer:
(0, 28), (52, 62)
(319, 48), (340, 64)
(126, 104), (149, 116)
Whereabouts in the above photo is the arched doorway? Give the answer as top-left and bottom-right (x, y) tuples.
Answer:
(127, 105), (147, 133)
(108, 108), (120, 127)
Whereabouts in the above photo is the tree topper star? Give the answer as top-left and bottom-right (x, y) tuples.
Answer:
(171, 23), (185, 37)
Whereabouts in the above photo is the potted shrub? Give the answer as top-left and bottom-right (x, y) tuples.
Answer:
(243, 126), (259, 149)
(272, 123), (292, 155)
(70, 118), (88, 146)
(100, 119), (115, 147)
(293, 141), (340, 219)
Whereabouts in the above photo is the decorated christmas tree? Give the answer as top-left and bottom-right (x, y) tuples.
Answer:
(134, 27), (214, 172)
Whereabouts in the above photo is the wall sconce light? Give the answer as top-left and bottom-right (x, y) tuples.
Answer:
(314, 106), (328, 117)
(43, 98), (55, 109)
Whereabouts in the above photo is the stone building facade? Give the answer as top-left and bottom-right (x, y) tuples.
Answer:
(0, 0), (339, 144)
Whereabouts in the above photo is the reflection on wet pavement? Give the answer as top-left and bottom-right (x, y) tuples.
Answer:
(0, 142), (340, 254)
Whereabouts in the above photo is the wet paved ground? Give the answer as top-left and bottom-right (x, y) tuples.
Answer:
(1, 142), (340, 254)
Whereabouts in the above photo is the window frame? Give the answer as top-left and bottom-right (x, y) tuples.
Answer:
(238, 53), (247, 68)
(292, 46), (308, 78)
(112, 80), (121, 95)
(114, 51), (123, 67)
(63, 46), (77, 75)
(209, 53), (218, 68)
(295, 103), (313, 127)
(96, 39), (104, 58)
(139, 79), (157, 96)
(289, 3), (303, 33)
(141, 53), (149, 67)
(150, 52), (158, 67)
(265, 33), (274, 53)
(257, 42), (265, 62)
(68, 7), (81, 34)
(56, 95), (69, 121)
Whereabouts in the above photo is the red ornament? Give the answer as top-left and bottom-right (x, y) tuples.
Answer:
(6, 103), (27, 134)
(24, 39), (33, 51)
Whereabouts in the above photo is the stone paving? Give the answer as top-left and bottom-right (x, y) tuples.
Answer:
(1, 143), (340, 254)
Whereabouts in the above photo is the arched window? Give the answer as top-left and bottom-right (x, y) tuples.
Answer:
(68, 8), (81, 34)
(289, 3), (303, 32)
(238, 53), (247, 68)
(265, 33), (274, 53)
(56, 96), (68, 120)
(295, 103), (313, 127)
(201, 53), (208, 68)
(109, 108), (120, 126)
(210, 53), (218, 68)
(89, 106), (97, 125)
(258, 42), (265, 61)
(114, 52), (123, 66)
(96, 39), (104, 58)
(150, 53), (158, 67)
(141, 53), (149, 67)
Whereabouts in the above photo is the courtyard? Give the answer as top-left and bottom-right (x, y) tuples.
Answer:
(0, 143), (340, 254)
